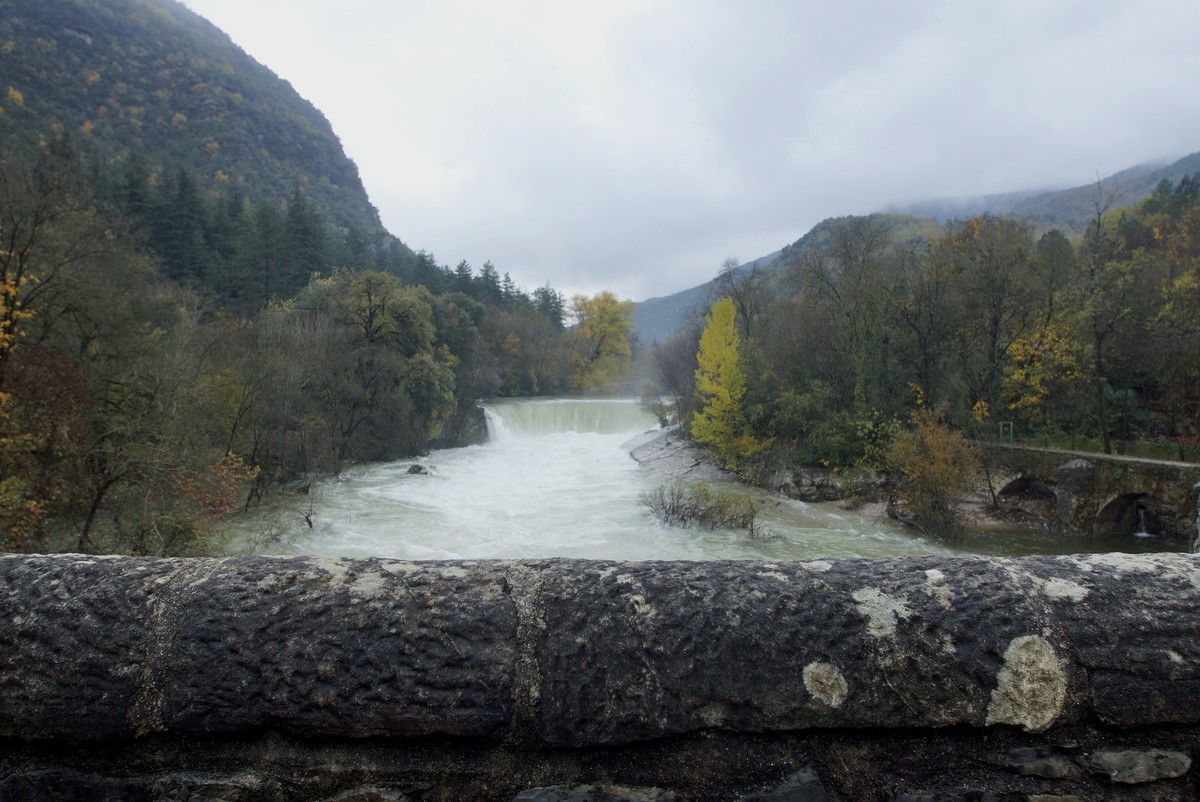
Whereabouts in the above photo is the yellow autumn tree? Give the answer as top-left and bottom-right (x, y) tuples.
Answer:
(691, 297), (770, 463)
(567, 291), (634, 391)
(886, 407), (981, 542)
(1002, 322), (1085, 426)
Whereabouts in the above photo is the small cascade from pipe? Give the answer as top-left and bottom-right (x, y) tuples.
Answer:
(1133, 502), (1152, 537)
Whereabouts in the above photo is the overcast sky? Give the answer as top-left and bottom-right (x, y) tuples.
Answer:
(180, 0), (1200, 302)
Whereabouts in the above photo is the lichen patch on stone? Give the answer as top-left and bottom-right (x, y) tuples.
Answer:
(851, 587), (912, 638)
(922, 569), (954, 610)
(348, 571), (388, 601)
(758, 570), (789, 582)
(308, 556), (351, 584)
(1088, 749), (1192, 784)
(1185, 563), (1200, 592)
(378, 561), (422, 576)
(802, 662), (848, 708)
(986, 635), (1067, 733)
(626, 593), (653, 619)
(799, 560), (832, 573)
(1080, 553), (1170, 578)
(1042, 578), (1089, 603)
(697, 701), (729, 727)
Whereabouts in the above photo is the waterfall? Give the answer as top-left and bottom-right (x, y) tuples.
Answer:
(483, 398), (658, 438)
(1134, 503), (1151, 537)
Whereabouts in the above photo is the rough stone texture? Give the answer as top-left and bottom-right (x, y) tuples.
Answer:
(1, 553), (1198, 800)
(513, 785), (677, 801)
(0, 555), (517, 742)
(1055, 458), (1097, 535)
(1087, 750), (1192, 784)
(1192, 480), (1200, 552)
(527, 556), (1091, 746)
(983, 444), (1200, 538)
(737, 768), (835, 801)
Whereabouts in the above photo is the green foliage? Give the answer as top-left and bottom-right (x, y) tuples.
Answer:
(651, 189), (1200, 470)
(770, 381), (860, 467)
(647, 317), (704, 426)
(0, 138), (624, 554)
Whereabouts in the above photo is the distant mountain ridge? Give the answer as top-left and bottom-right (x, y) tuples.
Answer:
(1006, 151), (1200, 234)
(886, 151), (1200, 235)
(633, 250), (778, 345)
(635, 150), (1200, 342)
(0, 0), (385, 239)
(634, 214), (937, 344)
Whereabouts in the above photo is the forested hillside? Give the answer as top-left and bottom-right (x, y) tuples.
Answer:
(633, 215), (937, 345)
(0, 138), (637, 556)
(0, 0), (381, 236)
(0, 1), (638, 556)
(636, 152), (1200, 347)
(650, 176), (1200, 533)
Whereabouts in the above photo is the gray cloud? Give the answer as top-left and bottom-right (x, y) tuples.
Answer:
(185, 0), (1200, 301)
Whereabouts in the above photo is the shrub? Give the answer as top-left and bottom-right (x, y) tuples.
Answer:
(640, 480), (769, 537)
(885, 408), (981, 542)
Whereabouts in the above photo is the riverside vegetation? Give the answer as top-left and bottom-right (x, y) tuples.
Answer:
(7, 147), (1200, 550)
(0, 139), (635, 555)
(646, 179), (1200, 540)
(638, 480), (771, 538)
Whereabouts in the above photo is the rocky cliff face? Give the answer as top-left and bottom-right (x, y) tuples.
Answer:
(1, 553), (1197, 800)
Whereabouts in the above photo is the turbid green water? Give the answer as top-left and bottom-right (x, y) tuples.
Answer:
(223, 398), (1185, 560)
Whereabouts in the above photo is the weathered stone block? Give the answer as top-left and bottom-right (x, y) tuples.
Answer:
(1, 553), (1198, 800)
(1088, 749), (1192, 784)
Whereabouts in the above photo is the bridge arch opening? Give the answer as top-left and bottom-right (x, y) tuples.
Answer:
(998, 475), (1056, 501)
(1095, 492), (1178, 538)
(996, 475), (1057, 519)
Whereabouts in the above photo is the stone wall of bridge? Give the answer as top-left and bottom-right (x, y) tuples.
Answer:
(1, 553), (1197, 800)
(979, 443), (1200, 541)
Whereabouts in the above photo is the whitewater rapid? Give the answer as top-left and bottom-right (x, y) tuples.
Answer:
(223, 398), (1162, 560)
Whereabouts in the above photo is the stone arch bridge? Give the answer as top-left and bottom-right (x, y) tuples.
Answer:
(979, 442), (1200, 542)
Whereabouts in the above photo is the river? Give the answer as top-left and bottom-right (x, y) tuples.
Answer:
(223, 398), (1181, 560)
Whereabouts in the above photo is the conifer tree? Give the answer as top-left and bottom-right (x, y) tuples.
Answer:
(691, 297), (769, 461)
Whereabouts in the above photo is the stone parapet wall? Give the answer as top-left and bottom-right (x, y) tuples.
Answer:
(1, 553), (1198, 800)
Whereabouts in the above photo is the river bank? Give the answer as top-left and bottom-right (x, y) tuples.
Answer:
(623, 428), (1135, 543)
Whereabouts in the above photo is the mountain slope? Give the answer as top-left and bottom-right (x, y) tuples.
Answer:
(633, 251), (778, 345)
(0, 0), (382, 236)
(637, 151), (1200, 343)
(1009, 150), (1200, 234)
(634, 215), (937, 343)
(886, 150), (1200, 235)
